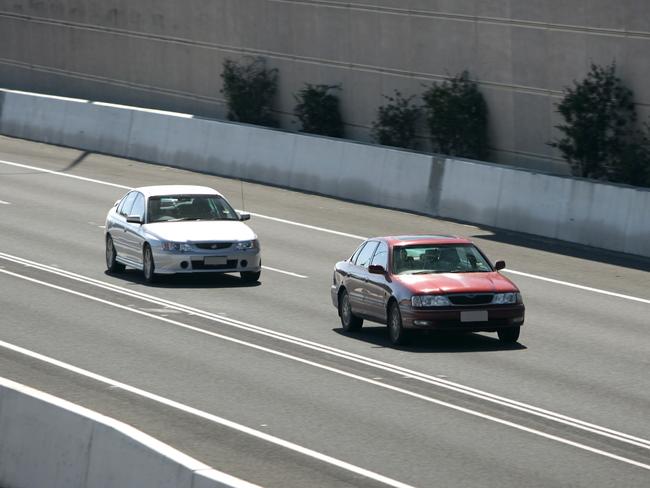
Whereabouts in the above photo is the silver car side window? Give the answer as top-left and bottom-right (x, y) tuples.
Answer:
(130, 193), (145, 219)
(118, 192), (137, 217)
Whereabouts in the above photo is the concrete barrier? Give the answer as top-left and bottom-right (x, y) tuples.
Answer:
(437, 158), (650, 257)
(0, 377), (261, 488)
(1, 88), (648, 258)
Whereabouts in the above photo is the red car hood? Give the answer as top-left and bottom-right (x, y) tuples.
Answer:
(396, 272), (518, 294)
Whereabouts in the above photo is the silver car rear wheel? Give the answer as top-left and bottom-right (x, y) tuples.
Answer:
(105, 235), (125, 273)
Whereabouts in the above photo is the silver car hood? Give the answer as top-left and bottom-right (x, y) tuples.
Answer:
(144, 220), (256, 243)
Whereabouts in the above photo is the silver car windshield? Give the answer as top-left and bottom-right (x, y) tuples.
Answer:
(147, 195), (239, 223)
(392, 244), (492, 275)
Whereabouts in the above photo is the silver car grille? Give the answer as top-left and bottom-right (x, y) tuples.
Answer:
(194, 242), (233, 250)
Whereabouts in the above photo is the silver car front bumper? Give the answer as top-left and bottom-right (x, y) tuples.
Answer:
(152, 248), (261, 274)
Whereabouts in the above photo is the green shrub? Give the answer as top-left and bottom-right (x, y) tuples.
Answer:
(422, 71), (488, 160)
(294, 83), (344, 137)
(551, 63), (637, 181)
(221, 57), (278, 126)
(615, 123), (650, 187)
(371, 90), (421, 149)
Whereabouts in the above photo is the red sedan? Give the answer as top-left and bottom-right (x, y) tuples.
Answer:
(331, 235), (525, 345)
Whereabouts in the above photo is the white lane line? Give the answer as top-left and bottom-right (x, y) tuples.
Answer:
(0, 377), (262, 488)
(0, 159), (130, 189)
(247, 212), (366, 240)
(0, 273), (415, 488)
(0, 199), (11, 205)
(262, 265), (308, 279)
(1, 267), (649, 472)
(0, 159), (308, 279)
(3, 250), (649, 450)
(503, 269), (650, 305)
(0, 158), (648, 304)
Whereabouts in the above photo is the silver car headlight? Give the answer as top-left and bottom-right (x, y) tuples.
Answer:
(411, 295), (452, 307)
(236, 239), (259, 250)
(493, 292), (521, 304)
(160, 242), (192, 253)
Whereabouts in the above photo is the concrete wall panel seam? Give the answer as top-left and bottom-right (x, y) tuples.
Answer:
(1, 89), (648, 258)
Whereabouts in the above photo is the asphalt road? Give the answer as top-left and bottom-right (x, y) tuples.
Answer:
(0, 135), (649, 488)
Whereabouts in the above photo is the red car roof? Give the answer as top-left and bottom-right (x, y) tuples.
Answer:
(381, 235), (473, 247)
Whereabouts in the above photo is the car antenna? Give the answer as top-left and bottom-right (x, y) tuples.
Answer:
(240, 178), (245, 212)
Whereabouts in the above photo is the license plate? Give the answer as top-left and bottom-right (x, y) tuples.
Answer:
(204, 256), (227, 265)
(460, 310), (488, 322)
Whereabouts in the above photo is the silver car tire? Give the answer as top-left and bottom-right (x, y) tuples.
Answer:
(143, 245), (157, 283)
(240, 270), (261, 283)
(388, 302), (409, 346)
(105, 235), (125, 273)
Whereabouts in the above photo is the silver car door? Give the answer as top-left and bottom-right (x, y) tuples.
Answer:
(122, 192), (146, 265)
(110, 191), (137, 256)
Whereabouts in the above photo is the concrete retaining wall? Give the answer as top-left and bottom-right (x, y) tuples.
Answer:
(4, 1), (650, 172)
(0, 89), (440, 217)
(0, 377), (261, 488)
(1, 89), (648, 258)
(437, 159), (650, 257)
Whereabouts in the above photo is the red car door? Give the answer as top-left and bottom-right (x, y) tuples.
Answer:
(365, 241), (391, 321)
(346, 241), (378, 316)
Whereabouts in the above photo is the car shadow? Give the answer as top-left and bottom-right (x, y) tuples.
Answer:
(104, 269), (261, 289)
(333, 326), (527, 353)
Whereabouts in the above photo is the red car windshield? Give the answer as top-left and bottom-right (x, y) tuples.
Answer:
(392, 244), (492, 275)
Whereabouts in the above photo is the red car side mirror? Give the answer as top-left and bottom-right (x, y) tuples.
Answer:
(495, 260), (506, 271)
(368, 264), (386, 275)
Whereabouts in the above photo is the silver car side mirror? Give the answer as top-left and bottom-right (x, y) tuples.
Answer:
(126, 215), (143, 225)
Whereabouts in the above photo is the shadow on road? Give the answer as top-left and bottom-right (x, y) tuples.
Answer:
(62, 151), (90, 172)
(104, 269), (261, 289)
(471, 227), (650, 274)
(333, 326), (527, 353)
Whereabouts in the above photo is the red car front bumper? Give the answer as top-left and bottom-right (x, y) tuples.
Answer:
(401, 304), (525, 332)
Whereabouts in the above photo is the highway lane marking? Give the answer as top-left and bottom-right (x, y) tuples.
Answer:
(0, 159), (130, 189)
(3, 251), (650, 451)
(1, 157), (648, 304)
(0, 377), (262, 488)
(246, 212), (366, 240)
(0, 199), (10, 204)
(2, 257), (650, 469)
(502, 269), (650, 305)
(261, 265), (307, 279)
(0, 273), (416, 488)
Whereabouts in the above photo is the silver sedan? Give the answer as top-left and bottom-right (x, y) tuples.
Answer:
(105, 185), (261, 283)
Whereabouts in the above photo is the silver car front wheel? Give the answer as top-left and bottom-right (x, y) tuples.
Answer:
(143, 245), (157, 283)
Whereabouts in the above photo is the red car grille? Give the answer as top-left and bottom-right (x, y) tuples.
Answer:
(448, 294), (494, 305)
